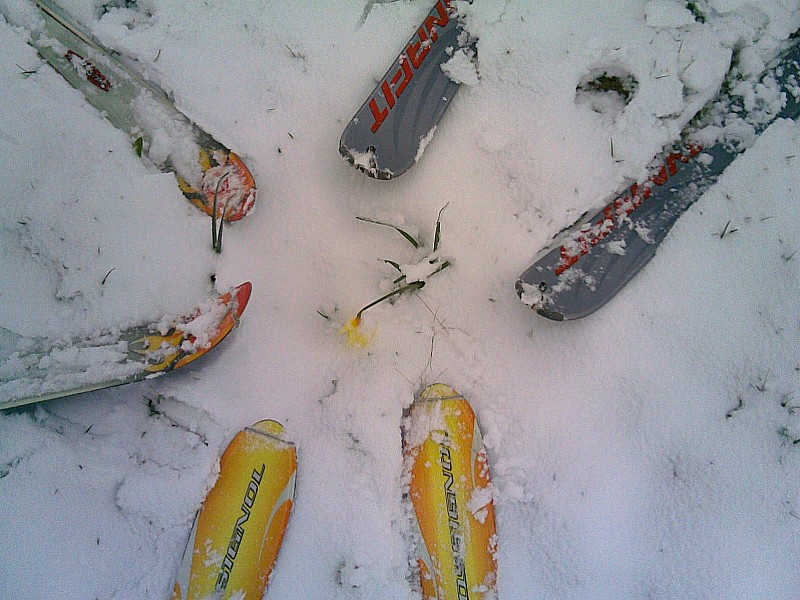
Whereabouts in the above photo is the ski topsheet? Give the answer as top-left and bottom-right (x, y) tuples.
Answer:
(172, 420), (297, 600)
(0, 282), (252, 410)
(404, 384), (498, 599)
(516, 40), (800, 321)
(340, 0), (473, 179)
(8, 0), (256, 222)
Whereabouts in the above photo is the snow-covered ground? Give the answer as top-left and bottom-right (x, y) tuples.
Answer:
(2, 0), (800, 597)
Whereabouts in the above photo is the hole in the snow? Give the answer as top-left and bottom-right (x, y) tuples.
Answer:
(576, 67), (638, 118)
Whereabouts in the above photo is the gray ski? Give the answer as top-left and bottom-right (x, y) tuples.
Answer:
(517, 40), (800, 321)
(340, 0), (474, 179)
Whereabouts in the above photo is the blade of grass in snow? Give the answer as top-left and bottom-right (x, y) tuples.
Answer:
(356, 216), (420, 248)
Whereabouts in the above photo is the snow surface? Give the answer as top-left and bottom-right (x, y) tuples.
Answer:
(2, 0), (800, 598)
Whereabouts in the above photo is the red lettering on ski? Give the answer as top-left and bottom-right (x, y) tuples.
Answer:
(555, 144), (702, 275)
(369, 0), (456, 133)
(65, 50), (112, 91)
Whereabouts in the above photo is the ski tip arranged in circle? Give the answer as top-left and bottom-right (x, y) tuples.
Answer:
(157, 280), (252, 372)
(0, 282), (253, 411)
(23, 0), (257, 224)
(517, 39), (800, 321)
(230, 280), (253, 319)
(249, 418), (289, 439)
(404, 383), (498, 600)
(178, 151), (257, 223)
(172, 421), (297, 600)
(339, 0), (471, 180)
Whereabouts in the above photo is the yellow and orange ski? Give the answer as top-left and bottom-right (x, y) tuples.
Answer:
(172, 420), (297, 600)
(405, 384), (499, 600)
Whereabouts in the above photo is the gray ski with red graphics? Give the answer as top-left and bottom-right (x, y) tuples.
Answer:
(340, 0), (475, 179)
(517, 40), (800, 321)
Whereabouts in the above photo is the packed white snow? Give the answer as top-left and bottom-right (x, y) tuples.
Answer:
(1, 0), (800, 598)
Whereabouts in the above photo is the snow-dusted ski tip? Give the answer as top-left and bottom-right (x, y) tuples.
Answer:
(404, 384), (498, 599)
(18, 0), (256, 222)
(172, 420), (296, 600)
(0, 282), (252, 410)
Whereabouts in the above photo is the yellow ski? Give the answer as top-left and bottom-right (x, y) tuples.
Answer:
(405, 384), (499, 599)
(172, 420), (297, 599)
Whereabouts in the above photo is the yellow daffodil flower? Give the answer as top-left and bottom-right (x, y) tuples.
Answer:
(339, 316), (373, 348)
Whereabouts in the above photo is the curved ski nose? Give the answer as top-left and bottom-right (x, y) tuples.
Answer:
(232, 281), (253, 318)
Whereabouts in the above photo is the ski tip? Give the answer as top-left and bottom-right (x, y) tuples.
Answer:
(148, 282), (252, 373)
(338, 143), (397, 180)
(1, 283), (254, 409)
(172, 421), (297, 600)
(414, 383), (477, 420)
(419, 382), (463, 402)
(181, 151), (257, 222)
(515, 278), (567, 321)
(248, 419), (293, 443)
(231, 281), (253, 318)
(221, 152), (257, 222)
(406, 382), (498, 599)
